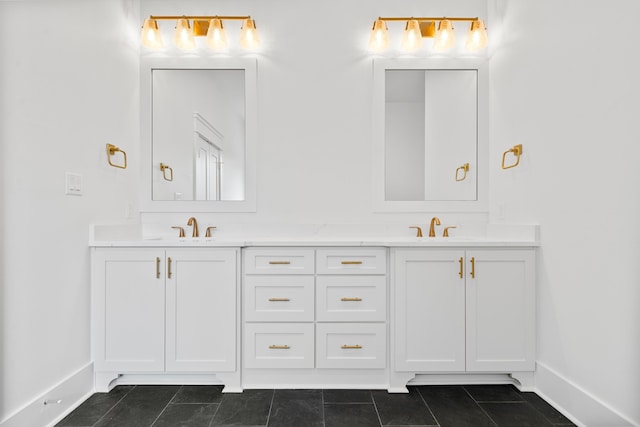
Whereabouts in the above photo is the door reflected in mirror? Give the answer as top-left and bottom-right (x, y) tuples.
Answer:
(152, 69), (245, 201)
(385, 69), (477, 202)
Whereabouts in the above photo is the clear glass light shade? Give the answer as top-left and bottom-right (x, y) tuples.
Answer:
(433, 19), (455, 51)
(401, 20), (423, 52)
(239, 19), (260, 50)
(174, 18), (196, 50)
(141, 19), (163, 49)
(368, 20), (389, 52)
(465, 19), (488, 51)
(206, 18), (228, 50)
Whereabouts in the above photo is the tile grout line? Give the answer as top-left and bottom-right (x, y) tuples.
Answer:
(415, 387), (442, 427)
(264, 389), (276, 426)
(370, 390), (385, 427)
(207, 391), (224, 427)
(90, 385), (137, 427)
(461, 386), (500, 427)
(321, 389), (326, 427)
(149, 386), (183, 427)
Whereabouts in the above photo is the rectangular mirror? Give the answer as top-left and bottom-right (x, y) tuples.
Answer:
(372, 59), (488, 212)
(141, 58), (257, 212)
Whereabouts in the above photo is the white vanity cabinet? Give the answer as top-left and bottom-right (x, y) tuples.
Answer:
(91, 247), (239, 391)
(393, 248), (535, 375)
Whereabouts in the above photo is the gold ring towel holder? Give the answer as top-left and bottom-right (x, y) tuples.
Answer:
(106, 144), (127, 169)
(502, 144), (523, 170)
(455, 163), (470, 181)
(160, 163), (174, 181)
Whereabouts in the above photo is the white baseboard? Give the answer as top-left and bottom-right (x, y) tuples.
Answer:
(535, 362), (637, 427)
(0, 362), (94, 427)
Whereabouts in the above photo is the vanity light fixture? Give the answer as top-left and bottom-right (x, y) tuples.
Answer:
(369, 16), (487, 53)
(140, 15), (260, 51)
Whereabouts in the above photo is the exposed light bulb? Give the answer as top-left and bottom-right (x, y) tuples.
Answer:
(174, 18), (196, 51)
(433, 19), (455, 52)
(141, 18), (163, 49)
(465, 19), (488, 51)
(401, 19), (423, 52)
(368, 19), (389, 53)
(206, 18), (228, 51)
(239, 18), (260, 50)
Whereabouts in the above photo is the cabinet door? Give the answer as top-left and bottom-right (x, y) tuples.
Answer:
(92, 249), (165, 372)
(165, 249), (238, 372)
(466, 249), (535, 372)
(394, 249), (465, 372)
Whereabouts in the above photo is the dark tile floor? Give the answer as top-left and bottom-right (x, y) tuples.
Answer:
(56, 384), (576, 427)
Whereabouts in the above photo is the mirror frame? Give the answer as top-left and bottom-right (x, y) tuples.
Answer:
(372, 58), (488, 212)
(140, 57), (257, 212)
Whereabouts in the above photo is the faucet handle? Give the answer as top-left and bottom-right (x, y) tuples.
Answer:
(443, 226), (457, 237)
(205, 226), (217, 238)
(171, 226), (185, 238)
(409, 226), (423, 237)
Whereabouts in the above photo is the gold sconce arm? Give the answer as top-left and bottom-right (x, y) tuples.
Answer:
(502, 144), (523, 170)
(160, 163), (174, 181)
(409, 226), (423, 237)
(106, 144), (127, 169)
(455, 163), (470, 181)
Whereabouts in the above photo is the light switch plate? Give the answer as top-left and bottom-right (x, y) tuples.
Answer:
(65, 172), (83, 196)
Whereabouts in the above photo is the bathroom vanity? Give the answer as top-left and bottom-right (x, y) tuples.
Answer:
(89, 226), (537, 393)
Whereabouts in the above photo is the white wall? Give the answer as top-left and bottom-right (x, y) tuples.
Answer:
(0, 0), (140, 423)
(489, 0), (640, 425)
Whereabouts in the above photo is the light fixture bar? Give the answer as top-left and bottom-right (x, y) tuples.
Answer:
(376, 16), (479, 22)
(149, 15), (251, 21)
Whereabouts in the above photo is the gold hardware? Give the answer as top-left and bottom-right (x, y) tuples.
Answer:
(187, 217), (199, 237)
(160, 163), (173, 181)
(269, 345), (290, 349)
(458, 257), (464, 278)
(443, 226), (457, 237)
(106, 144), (127, 169)
(341, 297), (363, 302)
(156, 257), (161, 279)
(470, 257), (476, 278)
(341, 261), (363, 265)
(341, 345), (363, 349)
(268, 298), (290, 302)
(502, 144), (523, 170)
(205, 226), (217, 238)
(167, 257), (172, 279)
(409, 226), (423, 237)
(269, 261), (291, 265)
(455, 163), (470, 181)
(429, 217), (441, 237)
(171, 226), (185, 238)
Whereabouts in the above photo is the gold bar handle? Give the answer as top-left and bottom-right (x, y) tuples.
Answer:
(268, 298), (290, 302)
(167, 257), (172, 279)
(455, 163), (469, 181)
(502, 144), (523, 170)
(268, 261), (291, 265)
(106, 144), (127, 169)
(341, 345), (363, 349)
(341, 261), (363, 265)
(269, 345), (290, 349)
(458, 257), (464, 278)
(470, 257), (476, 278)
(156, 257), (161, 279)
(341, 297), (363, 302)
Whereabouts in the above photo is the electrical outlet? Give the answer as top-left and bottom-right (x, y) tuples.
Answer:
(65, 172), (83, 196)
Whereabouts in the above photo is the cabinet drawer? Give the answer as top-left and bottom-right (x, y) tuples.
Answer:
(316, 323), (386, 369)
(316, 249), (386, 275)
(316, 276), (386, 322)
(244, 276), (314, 322)
(244, 249), (314, 275)
(244, 323), (314, 369)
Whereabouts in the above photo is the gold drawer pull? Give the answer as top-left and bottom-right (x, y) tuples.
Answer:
(155, 257), (161, 279)
(269, 345), (290, 350)
(341, 345), (362, 349)
(268, 298), (290, 302)
(341, 261), (363, 265)
(269, 261), (291, 265)
(341, 297), (362, 302)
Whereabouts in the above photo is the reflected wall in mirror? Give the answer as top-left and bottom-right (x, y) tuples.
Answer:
(140, 58), (257, 213)
(373, 59), (488, 212)
(152, 69), (245, 201)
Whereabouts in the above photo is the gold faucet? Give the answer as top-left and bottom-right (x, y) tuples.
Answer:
(171, 226), (185, 237)
(428, 217), (441, 237)
(443, 226), (457, 237)
(409, 226), (423, 237)
(187, 217), (199, 237)
(205, 226), (217, 238)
